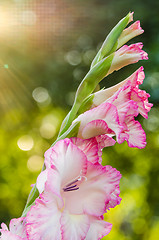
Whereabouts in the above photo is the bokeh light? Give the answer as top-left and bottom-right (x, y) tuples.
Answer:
(17, 135), (34, 151)
(32, 87), (51, 104)
(40, 121), (56, 139)
(65, 50), (82, 66)
(27, 155), (44, 172)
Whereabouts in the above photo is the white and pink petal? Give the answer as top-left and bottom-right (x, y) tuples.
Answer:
(0, 230), (22, 240)
(64, 163), (121, 217)
(96, 134), (116, 153)
(44, 139), (88, 190)
(125, 117), (146, 148)
(105, 186), (122, 210)
(131, 88), (153, 118)
(9, 218), (26, 239)
(36, 169), (48, 194)
(107, 43), (148, 76)
(61, 211), (90, 240)
(92, 67), (145, 107)
(117, 20), (144, 49)
(0, 218), (26, 240)
(131, 89), (148, 118)
(82, 119), (114, 139)
(73, 102), (122, 140)
(26, 187), (62, 240)
(85, 216), (112, 240)
(70, 137), (101, 164)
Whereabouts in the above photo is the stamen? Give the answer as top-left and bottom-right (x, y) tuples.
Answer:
(63, 184), (77, 191)
(63, 187), (79, 192)
(63, 172), (87, 192)
(65, 179), (78, 187)
(63, 178), (80, 192)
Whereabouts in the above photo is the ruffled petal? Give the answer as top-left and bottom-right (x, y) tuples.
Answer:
(61, 211), (90, 240)
(131, 88), (153, 118)
(131, 89), (148, 118)
(26, 185), (62, 240)
(0, 223), (8, 231)
(70, 137), (101, 164)
(71, 136), (115, 165)
(74, 102), (122, 140)
(107, 82), (131, 105)
(107, 43), (148, 75)
(0, 231), (22, 240)
(85, 216), (112, 240)
(9, 218), (26, 238)
(105, 186), (122, 210)
(82, 119), (114, 139)
(0, 218), (26, 240)
(108, 83), (134, 123)
(96, 134), (116, 150)
(126, 66), (145, 87)
(125, 117), (146, 148)
(64, 163), (121, 216)
(92, 66), (145, 107)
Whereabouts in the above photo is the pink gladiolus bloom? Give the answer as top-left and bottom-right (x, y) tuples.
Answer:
(107, 43), (148, 76)
(26, 139), (121, 240)
(73, 68), (152, 149)
(74, 102), (123, 140)
(0, 218), (26, 240)
(93, 67), (153, 119)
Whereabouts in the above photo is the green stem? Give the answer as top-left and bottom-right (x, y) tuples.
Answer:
(59, 53), (114, 136)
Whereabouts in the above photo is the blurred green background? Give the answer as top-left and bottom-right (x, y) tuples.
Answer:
(0, 0), (159, 239)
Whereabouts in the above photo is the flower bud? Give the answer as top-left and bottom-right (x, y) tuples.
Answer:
(117, 21), (144, 49)
(91, 12), (134, 68)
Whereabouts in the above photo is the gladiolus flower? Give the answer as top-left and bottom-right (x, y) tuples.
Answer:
(26, 139), (121, 239)
(92, 66), (153, 119)
(107, 43), (148, 76)
(73, 67), (152, 149)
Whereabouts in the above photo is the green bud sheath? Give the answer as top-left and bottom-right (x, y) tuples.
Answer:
(91, 12), (133, 68)
(77, 95), (94, 115)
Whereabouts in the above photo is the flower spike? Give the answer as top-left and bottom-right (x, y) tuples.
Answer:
(1, 12), (152, 240)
